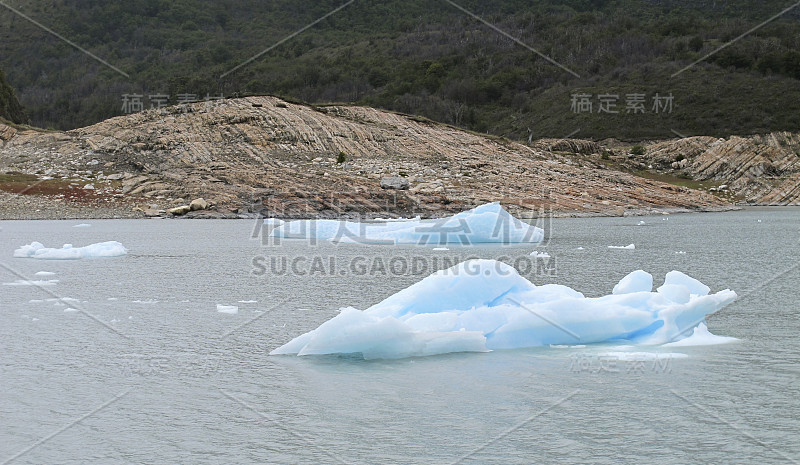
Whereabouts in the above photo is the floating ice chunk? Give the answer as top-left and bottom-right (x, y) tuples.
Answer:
(13, 241), (127, 259)
(270, 202), (543, 245)
(576, 247), (584, 250)
(131, 299), (158, 304)
(217, 304), (238, 314)
(530, 251), (550, 258)
(3, 279), (59, 286)
(34, 271), (56, 276)
(107, 297), (118, 301)
(432, 247), (449, 251)
(663, 271), (710, 296)
(675, 251), (686, 255)
(237, 300), (258, 303)
(63, 308), (78, 312)
(72, 223), (91, 228)
(272, 259), (737, 359)
(608, 244), (635, 249)
(663, 322), (738, 347)
(612, 270), (652, 295)
(637, 220), (646, 225)
(597, 351), (688, 361)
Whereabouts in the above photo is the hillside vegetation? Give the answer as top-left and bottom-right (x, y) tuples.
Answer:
(1, 0), (799, 139)
(0, 69), (28, 124)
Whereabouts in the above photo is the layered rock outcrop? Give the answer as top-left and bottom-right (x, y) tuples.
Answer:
(0, 97), (738, 219)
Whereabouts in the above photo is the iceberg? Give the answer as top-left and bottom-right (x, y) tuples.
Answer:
(271, 260), (737, 360)
(13, 241), (128, 259)
(269, 202), (543, 245)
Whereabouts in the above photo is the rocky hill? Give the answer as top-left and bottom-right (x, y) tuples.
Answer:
(0, 95), (756, 219)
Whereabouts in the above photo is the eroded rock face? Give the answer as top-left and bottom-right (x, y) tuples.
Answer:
(644, 133), (800, 205)
(0, 122), (16, 142)
(0, 96), (739, 218)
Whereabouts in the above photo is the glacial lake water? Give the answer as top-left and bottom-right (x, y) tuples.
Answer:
(1, 208), (799, 464)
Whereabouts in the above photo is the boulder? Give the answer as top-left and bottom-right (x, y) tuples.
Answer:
(380, 177), (409, 190)
(190, 198), (209, 211)
(169, 205), (191, 215)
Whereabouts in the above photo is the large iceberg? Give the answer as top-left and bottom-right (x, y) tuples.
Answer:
(271, 260), (737, 360)
(269, 202), (543, 244)
(13, 241), (128, 259)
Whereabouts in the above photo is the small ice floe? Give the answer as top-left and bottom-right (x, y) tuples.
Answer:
(63, 308), (79, 313)
(29, 299), (44, 303)
(34, 271), (56, 276)
(576, 247), (585, 250)
(550, 344), (586, 349)
(530, 251), (551, 258)
(271, 202), (543, 245)
(432, 247), (449, 251)
(217, 304), (239, 314)
(131, 299), (159, 304)
(14, 241), (127, 259)
(637, 220), (646, 226)
(238, 300), (258, 303)
(3, 279), (59, 286)
(757, 219), (762, 223)
(72, 223), (91, 228)
(608, 244), (635, 250)
(107, 297), (119, 301)
(675, 251), (686, 255)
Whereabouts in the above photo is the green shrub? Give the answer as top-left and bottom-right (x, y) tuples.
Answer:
(336, 151), (346, 164)
(631, 145), (646, 156)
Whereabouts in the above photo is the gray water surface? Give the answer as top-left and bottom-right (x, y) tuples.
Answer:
(1, 208), (798, 464)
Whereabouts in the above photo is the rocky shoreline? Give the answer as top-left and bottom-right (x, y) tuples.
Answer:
(0, 190), (741, 221)
(2, 96), (796, 221)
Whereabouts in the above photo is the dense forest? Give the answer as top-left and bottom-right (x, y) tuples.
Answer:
(0, 68), (28, 124)
(1, 0), (800, 139)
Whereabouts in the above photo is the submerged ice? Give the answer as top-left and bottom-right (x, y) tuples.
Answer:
(269, 202), (543, 244)
(13, 241), (128, 259)
(271, 260), (737, 359)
